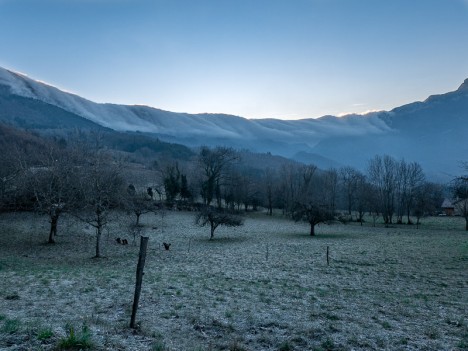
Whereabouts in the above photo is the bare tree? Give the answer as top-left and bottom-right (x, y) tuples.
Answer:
(75, 147), (125, 258)
(179, 173), (193, 202)
(0, 146), (23, 211)
(354, 173), (369, 225)
(363, 182), (382, 227)
(232, 169), (260, 211)
(394, 160), (408, 224)
(263, 168), (276, 216)
(278, 164), (297, 215)
(368, 155), (397, 225)
(323, 168), (338, 214)
(198, 147), (238, 207)
(403, 162), (425, 224)
(278, 164), (316, 216)
(28, 145), (79, 243)
(413, 182), (443, 229)
(339, 166), (362, 217)
(195, 206), (244, 240)
(162, 162), (180, 204)
(452, 171), (468, 231)
(225, 169), (247, 211)
(394, 160), (425, 224)
(125, 185), (156, 227)
(0, 124), (47, 211)
(291, 165), (334, 236)
(292, 202), (334, 236)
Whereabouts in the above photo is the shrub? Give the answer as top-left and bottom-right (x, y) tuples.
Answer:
(37, 326), (54, 341)
(152, 340), (167, 351)
(278, 341), (293, 351)
(1, 318), (20, 334)
(57, 323), (93, 350)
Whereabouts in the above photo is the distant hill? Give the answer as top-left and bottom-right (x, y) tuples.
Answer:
(1, 66), (467, 179)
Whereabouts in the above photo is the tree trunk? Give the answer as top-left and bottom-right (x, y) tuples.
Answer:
(267, 192), (273, 216)
(136, 213), (141, 227)
(49, 219), (57, 242)
(215, 182), (222, 209)
(48, 215), (58, 244)
(95, 215), (102, 258)
(310, 223), (315, 236)
(210, 225), (215, 240)
(48, 212), (59, 244)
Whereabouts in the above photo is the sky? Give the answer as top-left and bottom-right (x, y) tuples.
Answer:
(1, 0), (468, 120)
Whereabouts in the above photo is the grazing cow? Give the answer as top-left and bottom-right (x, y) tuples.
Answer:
(116, 238), (129, 245)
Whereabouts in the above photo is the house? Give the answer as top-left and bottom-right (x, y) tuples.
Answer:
(441, 198), (466, 216)
(441, 198), (455, 216)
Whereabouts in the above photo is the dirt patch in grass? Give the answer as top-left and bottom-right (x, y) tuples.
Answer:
(0, 211), (467, 350)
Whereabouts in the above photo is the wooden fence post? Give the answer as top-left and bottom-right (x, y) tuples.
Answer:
(130, 236), (149, 329)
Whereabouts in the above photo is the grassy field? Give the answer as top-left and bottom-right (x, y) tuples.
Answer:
(0, 211), (467, 350)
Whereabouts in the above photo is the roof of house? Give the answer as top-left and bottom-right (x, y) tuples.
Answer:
(441, 198), (454, 209)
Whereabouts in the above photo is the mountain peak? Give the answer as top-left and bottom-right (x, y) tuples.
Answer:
(458, 78), (468, 91)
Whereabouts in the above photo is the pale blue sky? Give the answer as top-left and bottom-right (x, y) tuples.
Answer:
(1, 0), (468, 119)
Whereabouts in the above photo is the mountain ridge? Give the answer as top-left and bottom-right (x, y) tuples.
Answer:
(0, 66), (467, 179)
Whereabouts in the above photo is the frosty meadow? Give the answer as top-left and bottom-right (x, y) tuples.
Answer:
(0, 210), (467, 350)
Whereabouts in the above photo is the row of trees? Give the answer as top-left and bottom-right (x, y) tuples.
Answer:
(1, 128), (467, 255)
(190, 149), (448, 234)
(1, 133), (128, 256)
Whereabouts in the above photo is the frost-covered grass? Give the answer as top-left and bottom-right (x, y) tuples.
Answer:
(0, 211), (467, 350)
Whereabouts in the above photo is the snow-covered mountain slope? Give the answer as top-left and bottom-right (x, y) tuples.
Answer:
(1, 66), (467, 179)
(0, 67), (160, 132)
(0, 67), (390, 149)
